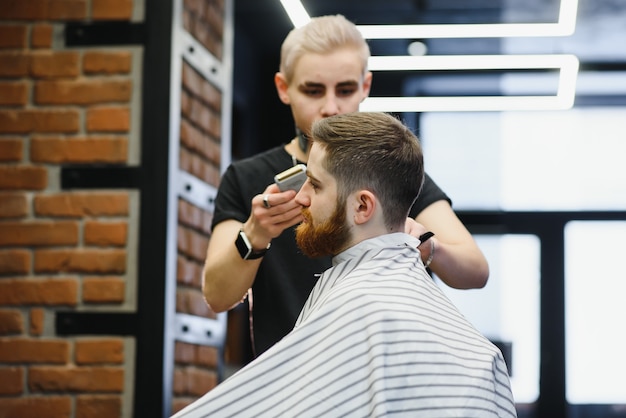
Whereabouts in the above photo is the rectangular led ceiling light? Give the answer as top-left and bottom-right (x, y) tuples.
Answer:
(279, 0), (311, 28)
(280, 0), (578, 37)
(278, 0), (579, 111)
(361, 54), (579, 112)
(357, 0), (579, 39)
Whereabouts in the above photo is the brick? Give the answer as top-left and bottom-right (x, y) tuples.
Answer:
(174, 342), (218, 369)
(0, 367), (23, 395)
(0, 25), (27, 49)
(183, 0), (203, 16)
(0, 310), (23, 335)
(176, 289), (213, 319)
(0, 109), (80, 134)
(30, 136), (128, 163)
(35, 80), (132, 105)
(0, 0), (48, 20)
(48, 0), (88, 20)
(181, 94), (195, 122)
(75, 339), (124, 364)
(182, 62), (221, 111)
(179, 119), (221, 166)
(0, 137), (24, 161)
(30, 51), (80, 78)
(181, 366), (217, 396)
(29, 366), (124, 392)
(175, 341), (195, 364)
(180, 90), (191, 117)
(0, 193), (28, 218)
(179, 147), (221, 187)
(176, 255), (203, 287)
(177, 196), (212, 234)
(0, 0), (50, 20)
(0, 166), (47, 190)
(31, 24), (53, 48)
(0, 0), (87, 20)
(203, 2), (224, 36)
(83, 51), (131, 74)
(34, 193), (129, 217)
(192, 21), (222, 60)
(0, 0), (87, 21)
(177, 225), (209, 262)
(76, 395), (122, 418)
(0, 338), (69, 364)
(84, 221), (127, 247)
(173, 368), (185, 395)
(205, 109), (221, 140)
(0, 81), (28, 106)
(34, 249), (126, 274)
(82, 277), (125, 304)
(0, 51), (29, 77)
(0, 396), (71, 418)
(188, 290), (213, 318)
(0, 278), (78, 306)
(0, 249), (30, 275)
(188, 98), (213, 132)
(86, 106), (130, 132)
(0, 221), (79, 246)
(30, 308), (44, 336)
(196, 346), (218, 368)
(92, 0), (133, 20)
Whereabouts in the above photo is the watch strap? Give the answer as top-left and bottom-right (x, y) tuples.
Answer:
(235, 229), (270, 260)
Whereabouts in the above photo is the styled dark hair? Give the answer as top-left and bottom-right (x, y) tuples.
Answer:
(310, 112), (424, 230)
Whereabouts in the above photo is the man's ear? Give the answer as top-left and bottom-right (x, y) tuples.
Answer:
(361, 71), (373, 100)
(274, 72), (291, 105)
(353, 190), (376, 225)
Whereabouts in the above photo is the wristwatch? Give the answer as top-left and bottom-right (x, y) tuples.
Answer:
(235, 228), (271, 260)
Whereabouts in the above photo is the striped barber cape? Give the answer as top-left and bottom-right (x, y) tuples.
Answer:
(172, 233), (517, 418)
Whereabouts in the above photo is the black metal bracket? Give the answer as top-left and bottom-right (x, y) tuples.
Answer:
(65, 22), (146, 46)
(61, 166), (142, 189)
(56, 312), (138, 336)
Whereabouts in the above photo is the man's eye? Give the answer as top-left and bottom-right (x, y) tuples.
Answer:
(305, 178), (318, 190)
(337, 87), (357, 97)
(304, 88), (323, 96)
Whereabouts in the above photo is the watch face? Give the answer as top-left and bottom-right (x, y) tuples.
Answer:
(235, 230), (252, 259)
(235, 230), (268, 260)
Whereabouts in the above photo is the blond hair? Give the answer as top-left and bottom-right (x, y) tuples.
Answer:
(279, 15), (370, 83)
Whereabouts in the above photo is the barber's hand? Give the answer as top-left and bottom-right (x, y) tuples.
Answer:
(405, 217), (427, 240)
(246, 184), (304, 244)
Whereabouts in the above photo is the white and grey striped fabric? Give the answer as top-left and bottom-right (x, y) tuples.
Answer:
(172, 233), (517, 418)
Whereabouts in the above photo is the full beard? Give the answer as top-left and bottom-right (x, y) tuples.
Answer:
(295, 202), (351, 258)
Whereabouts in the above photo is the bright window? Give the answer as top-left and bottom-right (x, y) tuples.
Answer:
(421, 107), (626, 411)
(565, 221), (626, 404)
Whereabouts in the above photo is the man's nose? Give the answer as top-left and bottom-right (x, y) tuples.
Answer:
(295, 183), (311, 207)
(321, 94), (340, 116)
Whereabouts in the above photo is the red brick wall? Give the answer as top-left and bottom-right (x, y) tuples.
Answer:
(1, 0), (231, 415)
(172, 0), (225, 414)
(0, 1), (135, 417)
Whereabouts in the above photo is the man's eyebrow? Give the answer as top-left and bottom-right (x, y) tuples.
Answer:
(298, 80), (359, 89)
(336, 80), (358, 88)
(305, 169), (320, 183)
(299, 81), (324, 89)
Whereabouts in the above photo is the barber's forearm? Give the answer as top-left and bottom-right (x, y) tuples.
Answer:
(202, 251), (260, 312)
(427, 240), (489, 289)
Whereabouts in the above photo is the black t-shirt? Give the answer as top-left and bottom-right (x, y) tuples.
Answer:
(212, 145), (450, 356)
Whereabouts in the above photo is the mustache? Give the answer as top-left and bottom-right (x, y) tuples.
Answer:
(301, 208), (312, 223)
